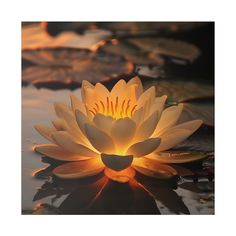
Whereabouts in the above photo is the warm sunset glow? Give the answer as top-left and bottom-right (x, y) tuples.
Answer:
(34, 76), (204, 183)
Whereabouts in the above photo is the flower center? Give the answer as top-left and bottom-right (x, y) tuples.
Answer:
(89, 96), (137, 119)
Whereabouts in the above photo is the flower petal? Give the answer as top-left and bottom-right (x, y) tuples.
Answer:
(34, 144), (91, 161)
(51, 131), (99, 157)
(54, 102), (87, 144)
(146, 151), (208, 164)
(53, 158), (105, 179)
(84, 124), (116, 154)
(149, 95), (167, 116)
(52, 119), (68, 131)
(111, 79), (126, 98)
(81, 80), (94, 103)
(132, 157), (177, 179)
(101, 153), (133, 171)
(127, 76), (143, 97)
(155, 128), (192, 152)
(93, 113), (114, 134)
(126, 138), (161, 157)
(135, 111), (159, 142)
(111, 118), (136, 151)
(153, 103), (184, 136)
(104, 167), (136, 183)
(34, 125), (56, 143)
(75, 109), (92, 135)
(131, 107), (144, 125)
(171, 119), (203, 133)
(70, 94), (86, 114)
(136, 86), (156, 109)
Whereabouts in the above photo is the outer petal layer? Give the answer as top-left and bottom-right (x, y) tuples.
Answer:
(34, 125), (56, 143)
(153, 103), (183, 136)
(155, 128), (192, 152)
(53, 158), (105, 179)
(51, 131), (99, 157)
(146, 151), (207, 164)
(34, 144), (92, 161)
(132, 157), (177, 179)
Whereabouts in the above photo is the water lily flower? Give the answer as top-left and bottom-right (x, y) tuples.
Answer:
(34, 76), (204, 183)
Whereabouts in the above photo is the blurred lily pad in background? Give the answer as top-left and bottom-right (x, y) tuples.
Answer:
(22, 22), (214, 215)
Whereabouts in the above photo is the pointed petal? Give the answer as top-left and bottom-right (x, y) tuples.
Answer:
(34, 125), (56, 143)
(127, 76), (143, 97)
(81, 80), (94, 103)
(136, 86), (156, 109)
(95, 83), (109, 97)
(155, 128), (192, 152)
(52, 119), (68, 131)
(146, 151), (208, 164)
(54, 102), (73, 118)
(34, 144), (91, 161)
(132, 157), (177, 179)
(126, 138), (161, 157)
(75, 109), (92, 135)
(51, 131), (99, 157)
(131, 107), (144, 125)
(111, 118), (136, 151)
(53, 158), (105, 179)
(70, 94), (86, 114)
(54, 102), (87, 144)
(135, 111), (159, 142)
(93, 113), (114, 133)
(111, 79), (126, 98)
(171, 120), (203, 133)
(153, 103), (184, 136)
(101, 153), (133, 171)
(85, 124), (116, 154)
(104, 167), (136, 183)
(149, 95), (167, 115)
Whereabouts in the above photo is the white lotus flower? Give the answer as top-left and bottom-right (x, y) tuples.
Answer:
(34, 76), (204, 183)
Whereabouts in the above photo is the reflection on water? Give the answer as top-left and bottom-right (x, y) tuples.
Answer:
(22, 86), (214, 214)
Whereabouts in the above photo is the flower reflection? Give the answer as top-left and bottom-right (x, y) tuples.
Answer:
(34, 76), (205, 183)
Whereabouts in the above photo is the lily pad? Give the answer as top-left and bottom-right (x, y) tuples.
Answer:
(152, 80), (214, 103)
(128, 37), (201, 62)
(149, 151), (208, 164)
(22, 48), (133, 88)
(97, 22), (207, 35)
(22, 23), (112, 51)
(100, 40), (160, 65)
(179, 97), (214, 126)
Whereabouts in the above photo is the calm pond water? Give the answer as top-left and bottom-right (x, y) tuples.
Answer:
(22, 85), (214, 214)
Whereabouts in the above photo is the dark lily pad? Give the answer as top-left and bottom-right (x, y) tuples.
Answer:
(151, 80), (214, 103)
(100, 40), (161, 65)
(22, 48), (133, 89)
(179, 97), (214, 126)
(128, 37), (201, 62)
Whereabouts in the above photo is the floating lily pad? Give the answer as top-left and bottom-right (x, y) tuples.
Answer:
(179, 97), (214, 126)
(22, 48), (133, 88)
(22, 23), (112, 51)
(174, 125), (214, 152)
(149, 151), (208, 164)
(151, 80), (214, 103)
(128, 37), (201, 62)
(100, 40), (159, 65)
(97, 22), (207, 35)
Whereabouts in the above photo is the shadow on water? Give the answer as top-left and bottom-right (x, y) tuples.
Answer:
(28, 156), (195, 215)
